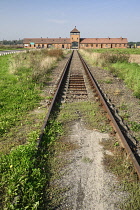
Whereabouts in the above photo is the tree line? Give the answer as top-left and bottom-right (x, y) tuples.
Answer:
(128, 42), (140, 47)
(0, 39), (23, 45)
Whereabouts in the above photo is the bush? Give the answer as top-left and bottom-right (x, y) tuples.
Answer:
(100, 52), (129, 64)
(47, 49), (63, 58)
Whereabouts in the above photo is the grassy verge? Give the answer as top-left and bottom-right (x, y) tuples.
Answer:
(111, 62), (140, 98)
(0, 49), (64, 154)
(85, 48), (140, 54)
(0, 120), (63, 209)
(79, 49), (140, 98)
(0, 45), (23, 50)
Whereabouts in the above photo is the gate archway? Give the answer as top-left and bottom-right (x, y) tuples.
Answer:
(72, 42), (78, 49)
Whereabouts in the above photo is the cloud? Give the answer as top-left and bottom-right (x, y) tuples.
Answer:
(47, 19), (67, 24)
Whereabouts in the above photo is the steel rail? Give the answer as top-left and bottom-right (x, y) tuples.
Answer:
(78, 51), (140, 179)
(37, 51), (74, 147)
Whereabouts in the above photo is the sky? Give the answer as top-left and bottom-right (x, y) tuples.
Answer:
(0, 0), (140, 42)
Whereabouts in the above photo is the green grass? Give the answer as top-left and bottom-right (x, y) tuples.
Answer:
(0, 49), (65, 154)
(0, 49), (24, 51)
(87, 48), (140, 54)
(111, 62), (140, 98)
(0, 55), (41, 139)
(128, 121), (140, 132)
(0, 120), (64, 209)
(104, 79), (113, 84)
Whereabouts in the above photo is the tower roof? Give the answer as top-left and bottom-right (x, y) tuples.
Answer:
(70, 27), (80, 33)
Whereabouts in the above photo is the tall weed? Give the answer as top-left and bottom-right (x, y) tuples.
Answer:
(0, 49), (64, 138)
(0, 121), (63, 209)
(112, 62), (140, 98)
(100, 52), (129, 63)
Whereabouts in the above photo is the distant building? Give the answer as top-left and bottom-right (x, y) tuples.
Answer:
(23, 27), (128, 49)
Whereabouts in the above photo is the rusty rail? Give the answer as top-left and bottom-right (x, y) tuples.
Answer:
(78, 51), (140, 179)
(37, 51), (73, 147)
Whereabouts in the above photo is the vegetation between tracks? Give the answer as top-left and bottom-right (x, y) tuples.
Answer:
(80, 49), (140, 98)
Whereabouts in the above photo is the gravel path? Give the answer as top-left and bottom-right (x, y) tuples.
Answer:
(57, 121), (126, 210)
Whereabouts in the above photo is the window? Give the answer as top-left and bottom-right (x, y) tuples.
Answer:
(71, 32), (79, 35)
(91, 44), (93, 47)
(86, 44), (88, 47)
(96, 44), (98, 47)
(106, 44), (108, 47)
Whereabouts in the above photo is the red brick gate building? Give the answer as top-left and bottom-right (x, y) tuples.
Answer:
(23, 27), (128, 49)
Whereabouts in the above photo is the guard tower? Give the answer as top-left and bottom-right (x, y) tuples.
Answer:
(70, 27), (80, 49)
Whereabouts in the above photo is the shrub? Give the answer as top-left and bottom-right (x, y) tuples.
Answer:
(47, 49), (63, 58)
(100, 52), (129, 64)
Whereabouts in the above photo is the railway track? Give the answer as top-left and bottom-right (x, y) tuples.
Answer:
(38, 50), (140, 179)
